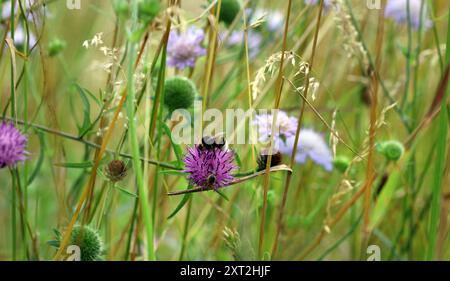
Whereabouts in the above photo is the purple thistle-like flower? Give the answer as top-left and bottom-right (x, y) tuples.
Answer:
(167, 27), (207, 70)
(385, 0), (432, 31)
(0, 122), (28, 168)
(183, 145), (237, 190)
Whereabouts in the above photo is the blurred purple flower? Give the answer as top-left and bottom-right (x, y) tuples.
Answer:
(2, 0), (43, 22)
(304, 0), (332, 9)
(254, 110), (332, 171)
(0, 122), (28, 168)
(225, 30), (262, 58)
(247, 8), (284, 32)
(253, 110), (298, 144)
(167, 27), (207, 70)
(278, 129), (333, 171)
(8, 25), (37, 47)
(183, 145), (237, 190)
(385, 0), (432, 31)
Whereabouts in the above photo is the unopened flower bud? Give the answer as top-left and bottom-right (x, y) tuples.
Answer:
(105, 160), (127, 182)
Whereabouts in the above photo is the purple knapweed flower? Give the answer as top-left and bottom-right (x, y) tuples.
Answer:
(183, 145), (237, 189)
(167, 27), (207, 70)
(385, 0), (432, 31)
(278, 129), (333, 171)
(0, 122), (28, 168)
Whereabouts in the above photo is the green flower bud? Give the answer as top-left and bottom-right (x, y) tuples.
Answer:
(138, 0), (160, 24)
(218, 0), (240, 26)
(70, 225), (103, 261)
(113, 0), (130, 18)
(164, 76), (197, 113)
(48, 38), (66, 57)
(332, 155), (351, 173)
(378, 140), (404, 161)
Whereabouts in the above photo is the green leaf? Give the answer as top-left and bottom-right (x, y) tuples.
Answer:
(114, 185), (138, 198)
(74, 84), (92, 136)
(54, 161), (93, 169)
(369, 147), (415, 230)
(158, 170), (186, 176)
(47, 240), (60, 248)
(167, 186), (192, 219)
(161, 122), (184, 167)
(215, 189), (229, 201)
(28, 129), (45, 185)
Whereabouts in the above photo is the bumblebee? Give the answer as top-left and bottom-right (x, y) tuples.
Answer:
(206, 175), (217, 189)
(199, 134), (227, 151)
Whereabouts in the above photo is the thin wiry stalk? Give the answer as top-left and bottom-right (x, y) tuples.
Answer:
(271, 0), (324, 259)
(258, 0), (293, 259)
(362, 4), (384, 247)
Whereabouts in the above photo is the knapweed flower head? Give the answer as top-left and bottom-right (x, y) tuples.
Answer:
(183, 144), (237, 190)
(253, 110), (298, 145)
(225, 30), (263, 58)
(278, 128), (333, 171)
(0, 122), (28, 168)
(105, 159), (128, 182)
(167, 27), (206, 70)
(385, 0), (432, 31)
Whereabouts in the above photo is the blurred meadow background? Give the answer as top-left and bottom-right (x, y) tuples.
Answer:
(0, 0), (449, 261)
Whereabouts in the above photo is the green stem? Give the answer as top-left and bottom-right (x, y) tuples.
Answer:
(126, 2), (154, 261)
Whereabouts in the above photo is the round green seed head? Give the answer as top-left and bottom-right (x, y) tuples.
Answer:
(379, 140), (404, 161)
(218, 0), (240, 26)
(164, 76), (197, 113)
(48, 38), (66, 57)
(138, 0), (160, 24)
(332, 155), (351, 173)
(113, 0), (130, 18)
(70, 225), (103, 261)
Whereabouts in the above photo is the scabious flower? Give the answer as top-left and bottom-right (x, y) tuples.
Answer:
(2, 1), (39, 48)
(304, 0), (332, 9)
(253, 111), (333, 171)
(224, 30), (263, 59)
(167, 27), (206, 70)
(247, 8), (284, 32)
(0, 122), (28, 168)
(279, 129), (333, 171)
(385, 0), (432, 31)
(266, 10), (284, 32)
(253, 110), (298, 144)
(183, 145), (237, 190)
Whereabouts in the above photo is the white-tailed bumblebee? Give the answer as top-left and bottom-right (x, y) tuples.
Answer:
(199, 134), (227, 151)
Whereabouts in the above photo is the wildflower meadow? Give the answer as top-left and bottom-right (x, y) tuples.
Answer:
(0, 0), (449, 263)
